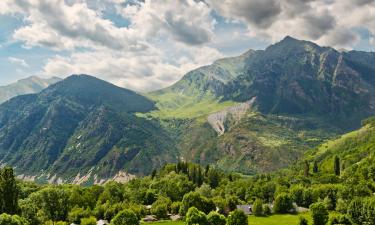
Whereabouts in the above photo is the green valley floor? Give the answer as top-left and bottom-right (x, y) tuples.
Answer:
(143, 213), (312, 225)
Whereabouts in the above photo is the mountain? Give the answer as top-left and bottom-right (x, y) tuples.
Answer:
(153, 36), (375, 128)
(0, 75), (177, 184)
(0, 76), (61, 103)
(2, 36), (375, 181)
(147, 36), (375, 174)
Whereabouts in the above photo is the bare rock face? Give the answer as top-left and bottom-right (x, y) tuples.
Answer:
(208, 97), (256, 135)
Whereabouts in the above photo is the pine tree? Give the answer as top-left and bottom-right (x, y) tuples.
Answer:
(313, 161), (319, 173)
(304, 160), (310, 177)
(0, 167), (19, 214)
(334, 156), (340, 176)
(151, 169), (157, 179)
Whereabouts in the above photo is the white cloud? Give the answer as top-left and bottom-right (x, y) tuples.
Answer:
(8, 57), (29, 68)
(209, 0), (375, 49)
(41, 45), (223, 91)
(370, 37), (375, 46)
(1, 0), (222, 91)
(2, 0), (375, 92)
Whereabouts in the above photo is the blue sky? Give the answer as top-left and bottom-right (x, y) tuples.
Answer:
(0, 0), (374, 91)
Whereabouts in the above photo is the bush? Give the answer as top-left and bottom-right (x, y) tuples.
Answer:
(253, 199), (263, 216)
(207, 211), (226, 225)
(335, 198), (347, 214)
(80, 216), (97, 225)
(328, 214), (351, 225)
(186, 207), (207, 225)
(273, 194), (294, 214)
(298, 216), (308, 225)
(150, 203), (168, 219)
(263, 204), (271, 216)
(68, 207), (90, 224)
(171, 202), (181, 215)
(0, 213), (29, 225)
(180, 192), (215, 216)
(227, 210), (247, 225)
(310, 202), (328, 225)
(347, 198), (364, 225)
(111, 210), (139, 225)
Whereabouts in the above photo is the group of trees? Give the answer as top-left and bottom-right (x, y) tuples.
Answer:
(0, 158), (373, 225)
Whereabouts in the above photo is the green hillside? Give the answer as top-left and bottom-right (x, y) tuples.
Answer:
(0, 76), (61, 103)
(307, 116), (375, 177)
(0, 75), (177, 182)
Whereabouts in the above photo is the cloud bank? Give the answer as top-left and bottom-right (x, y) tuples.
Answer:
(1, 0), (374, 91)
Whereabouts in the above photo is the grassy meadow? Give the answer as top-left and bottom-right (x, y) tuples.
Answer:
(143, 213), (311, 225)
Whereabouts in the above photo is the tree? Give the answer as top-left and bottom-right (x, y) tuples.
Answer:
(263, 205), (271, 216)
(334, 156), (340, 176)
(363, 198), (375, 225)
(207, 211), (226, 225)
(313, 161), (319, 173)
(348, 198), (364, 225)
(273, 194), (293, 214)
(304, 161), (310, 177)
(30, 187), (70, 223)
(185, 207), (207, 225)
(80, 216), (97, 225)
(180, 192), (215, 216)
(291, 186), (304, 207)
(298, 216), (308, 225)
(0, 167), (19, 214)
(171, 202), (181, 215)
(150, 203), (168, 219)
(310, 202), (328, 225)
(68, 207), (90, 224)
(227, 210), (247, 225)
(0, 213), (29, 225)
(252, 199), (263, 216)
(111, 210), (139, 225)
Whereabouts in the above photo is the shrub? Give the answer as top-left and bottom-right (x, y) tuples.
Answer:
(150, 203), (168, 219)
(0, 213), (29, 225)
(253, 199), (263, 216)
(111, 210), (139, 225)
(310, 202), (328, 225)
(171, 202), (181, 215)
(227, 209), (247, 225)
(273, 194), (294, 214)
(186, 207), (207, 225)
(298, 216), (308, 225)
(263, 204), (271, 216)
(207, 211), (226, 225)
(80, 216), (97, 225)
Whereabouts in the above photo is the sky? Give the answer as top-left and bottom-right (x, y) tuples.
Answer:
(0, 0), (375, 92)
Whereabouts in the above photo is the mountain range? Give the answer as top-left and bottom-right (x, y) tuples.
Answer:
(0, 76), (61, 103)
(1, 36), (375, 184)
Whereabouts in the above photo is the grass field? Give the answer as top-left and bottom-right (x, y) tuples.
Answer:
(142, 213), (311, 225)
(248, 213), (310, 225)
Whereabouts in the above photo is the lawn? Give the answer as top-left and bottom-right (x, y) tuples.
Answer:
(141, 221), (184, 225)
(142, 213), (310, 225)
(248, 213), (311, 225)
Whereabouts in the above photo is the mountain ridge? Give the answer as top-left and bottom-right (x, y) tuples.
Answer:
(1, 36), (375, 182)
(0, 74), (177, 184)
(0, 76), (61, 103)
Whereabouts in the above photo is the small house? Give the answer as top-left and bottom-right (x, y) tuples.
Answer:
(236, 205), (253, 215)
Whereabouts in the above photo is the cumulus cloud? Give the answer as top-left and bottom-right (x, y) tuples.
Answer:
(1, 0), (375, 91)
(209, 0), (375, 49)
(8, 57), (29, 68)
(1, 0), (220, 91)
(41, 46), (223, 91)
(117, 0), (214, 46)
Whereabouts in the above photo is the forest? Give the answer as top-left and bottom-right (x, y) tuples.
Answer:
(0, 158), (374, 225)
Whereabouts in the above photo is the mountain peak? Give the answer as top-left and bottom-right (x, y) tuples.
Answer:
(42, 74), (155, 113)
